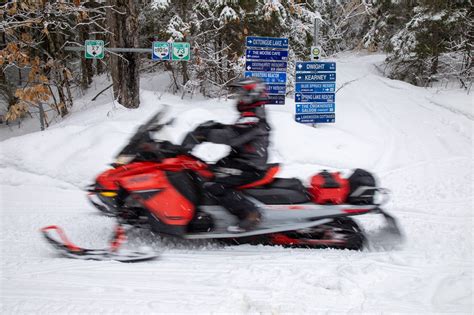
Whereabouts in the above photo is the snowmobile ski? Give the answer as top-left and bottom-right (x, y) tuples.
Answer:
(185, 218), (333, 239)
(40, 225), (158, 262)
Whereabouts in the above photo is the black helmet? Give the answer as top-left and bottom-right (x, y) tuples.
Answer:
(229, 77), (268, 112)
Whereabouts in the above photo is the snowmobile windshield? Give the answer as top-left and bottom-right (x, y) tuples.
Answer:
(114, 106), (180, 163)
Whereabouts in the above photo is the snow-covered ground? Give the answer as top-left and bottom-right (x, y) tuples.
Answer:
(1, 53), (472, 314)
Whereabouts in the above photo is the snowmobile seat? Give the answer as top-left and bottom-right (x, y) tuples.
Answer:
(265, 177), (305, 190)
(238, 164), (280, 189)
(244, 177), (311, 205)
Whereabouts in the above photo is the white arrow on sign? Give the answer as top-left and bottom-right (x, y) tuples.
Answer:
(247, 66), (251, 70)
(297, 64), (302, 69)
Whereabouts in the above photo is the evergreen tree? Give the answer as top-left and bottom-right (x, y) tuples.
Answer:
(385, 0), (472, 87)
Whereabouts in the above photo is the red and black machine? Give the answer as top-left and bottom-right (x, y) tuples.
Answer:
(85, 109), (401, 251)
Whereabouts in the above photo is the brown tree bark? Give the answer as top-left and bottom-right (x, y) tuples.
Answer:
(95, 32), (106, 75)
(106, 0), (141, 109)
(79, 23), (93, 89)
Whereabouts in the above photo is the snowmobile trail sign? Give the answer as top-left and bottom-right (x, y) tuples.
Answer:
(295, 61), (337, 124)
(296, 62), (336, 72)
(244, 71), (287, 84)
(245, 36), (289, 104)
(152, 42), (170, 60)
(295, 93), (335, 103)
(246, 36), (289, 49)
(295, 113), (335, 123)
(245, 49), (288, 61)
(85, 40), (104, 59)
(267, 84), (286, 94)
(296, 73), (336, 83)
(246, 61), (287, 72)
(171, 42), (190, 61)
(295, 83), (336, 93)
(296, 103), (335, 113)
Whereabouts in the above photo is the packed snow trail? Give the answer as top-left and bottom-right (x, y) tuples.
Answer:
(1, 53), (472, 314)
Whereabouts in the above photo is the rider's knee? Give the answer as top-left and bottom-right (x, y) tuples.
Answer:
(204, 182), (226, 196)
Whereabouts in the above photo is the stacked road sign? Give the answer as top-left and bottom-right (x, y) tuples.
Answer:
(295, 61), (336, 123)
(244, 36), (289, 105)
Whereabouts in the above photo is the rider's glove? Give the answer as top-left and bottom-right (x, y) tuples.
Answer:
(192, 121), (224, 141)
(137, 142), (158, 153)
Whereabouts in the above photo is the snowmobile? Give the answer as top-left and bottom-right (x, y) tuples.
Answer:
(41, 108), (401, 262)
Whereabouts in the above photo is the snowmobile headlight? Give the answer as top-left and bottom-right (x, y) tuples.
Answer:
(100, 191), (117, 197)
(115, 155), (134, 165)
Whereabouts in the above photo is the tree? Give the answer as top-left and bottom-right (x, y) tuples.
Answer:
(106, 0), (144, 108)
(385, 0), (472, 87)
(0, 0), (108, 125)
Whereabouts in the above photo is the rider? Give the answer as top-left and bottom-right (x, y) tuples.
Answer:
(182, 77), (271, 232)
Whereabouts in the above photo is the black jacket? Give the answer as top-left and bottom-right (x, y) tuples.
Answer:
(184, 107), (271, 171)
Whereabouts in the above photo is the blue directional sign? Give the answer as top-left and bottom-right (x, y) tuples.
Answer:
(295, 83), (336, 93)
(296, 103), (335, 113)
(267, 84), (286, 95)
(268, 95), (286, 104)
(295, 93), (335, 103)
(246, 49), (288, 61)
(245, 71), (286, 84)
(246, 36), (289, 49)
(295, 113), (335, 123)
(245, 61), (287, 72)
(295, 59), (337, 123)
(245, 36), (289, 105)
(296, 62), (336, 72)
(296, 73), (336, 83)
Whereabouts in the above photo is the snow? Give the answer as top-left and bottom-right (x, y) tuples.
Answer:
(1, 53), (472, 314)
(219, 6), (238, 25)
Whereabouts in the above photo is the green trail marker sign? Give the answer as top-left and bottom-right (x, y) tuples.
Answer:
(171, 42), (191, 61)
(85, 40), (104, 59)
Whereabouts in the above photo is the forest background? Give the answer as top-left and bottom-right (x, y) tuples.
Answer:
(0, 0), (471, 127)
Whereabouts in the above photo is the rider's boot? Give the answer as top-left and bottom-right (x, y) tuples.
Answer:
(227, 209), (262, 233)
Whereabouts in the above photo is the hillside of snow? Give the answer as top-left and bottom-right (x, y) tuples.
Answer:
(1, 53), (472, 314)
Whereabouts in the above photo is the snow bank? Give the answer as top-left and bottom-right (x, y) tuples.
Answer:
(0, 53), (472, 314)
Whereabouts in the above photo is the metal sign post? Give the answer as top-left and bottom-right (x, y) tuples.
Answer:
(66, 41), (191, 62)
(311, 19), (322, 61)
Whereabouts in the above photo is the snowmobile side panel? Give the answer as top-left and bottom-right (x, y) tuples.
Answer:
(120, 170), (196, 227)
(194, 203), (376, 237)
(185, 218), (333, 239)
